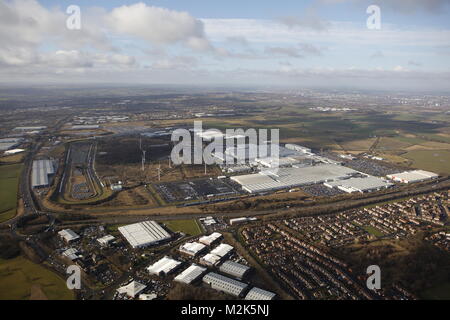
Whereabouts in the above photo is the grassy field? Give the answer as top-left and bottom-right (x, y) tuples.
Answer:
(0, 256), (74, 300)
(361, 225), (385, 238)
(0, 164), (22, 223)
(162, 219), (202, 236)
(402, 149), (450, 174)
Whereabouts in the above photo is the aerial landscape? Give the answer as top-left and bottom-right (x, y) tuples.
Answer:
(0, 0), (449, 307)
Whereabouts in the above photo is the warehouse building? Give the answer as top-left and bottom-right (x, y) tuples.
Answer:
(58, 229), (80, 243)
(231, 164), (358, 193)
(229, 217), (257, 225)
(202, 272), (249, 297)
(284, 143), (312, 154)
(179, 242), (207, 257)
(147, 256), (182, 276)
(0, 138), (23, 151)
(31, 159), (56, 188)
(387, 170), (439, 183)
(13, 126), (47, 131)
(219, 260), (251, 280)
(174, 264), (207, 284)
(199, 232), (223, 246)
(62, 248), (80, 261)
(97, 235), (115, 246)
(210, 243), (234, 258)
(245, 287), (276, 300)
(199, 253), (222, 267)
(324, 176), (393, 193)
(4, 148), (25, 155)
(118, 221), (171, 248)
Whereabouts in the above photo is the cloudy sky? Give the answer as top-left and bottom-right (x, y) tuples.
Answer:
(1, 0), (450, 91)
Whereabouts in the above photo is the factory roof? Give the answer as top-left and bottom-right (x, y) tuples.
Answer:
(58, 229), (80, 242)
(179, 242), (206, 256)
(210, 243), (233, 257)
(118, 221), (171, 248)
(97, 235), (115, 245)
(174, 264), (207, 284)
(147, 256), (181, 275)
(198, 232), (223, 246)
(31, 159), (55, 187)
(200, 253), (222, 266)
(387, 170), (438, 183)
(13, 126), (47, 131)
(219, 260), (251, 279)
(62, 248), (79, 261)
(203, 272), (248, 297)
(4, 148), (25, 155)
(231, 164), (358, 193)
(245, 287), (276, 300)
(325, 176), (393, 193)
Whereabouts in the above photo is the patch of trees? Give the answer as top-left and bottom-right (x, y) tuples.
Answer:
(166, 283), (234, 300)
(0, 235), (20, 260)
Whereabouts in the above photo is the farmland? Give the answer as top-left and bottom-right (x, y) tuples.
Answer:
(0, 256), (74, 300)
(0, 164), (22, 223)
(162, 219), (202, 236)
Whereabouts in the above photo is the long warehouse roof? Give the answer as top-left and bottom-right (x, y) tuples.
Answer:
(325, 176), (393, 192)
(231, 164), (358, 193)
(245, 287), (276, 300)
(147, 256), (181, 275)
(31, 160), (55, 187)
(119, 221), (171, 248)
(174, 264), (207, 284)
(203, 272), (248, 297)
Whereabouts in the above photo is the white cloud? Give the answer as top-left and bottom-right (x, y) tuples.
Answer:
(107, 3), (209, 48)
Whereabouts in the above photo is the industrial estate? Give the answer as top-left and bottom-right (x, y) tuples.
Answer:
(1, 86), (449, 301)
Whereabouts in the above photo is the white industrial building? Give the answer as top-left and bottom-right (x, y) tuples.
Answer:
(231, 164), (358, 193)
(179, 242), (207, 257)
(4, 148), (25, 155)
(58, 229), (80, 243)
(97, 235), (115, 246)
(199, 253), (222, 267)
(32, 159), (56, 188)
(229, 217), (257, 225)
(199, 232), (223, 246)
(203, 272), (248, 297)
(387, 170), (438, 183)
(284, 143), (312, 154)
(210, 243), (234, 258)
(118, 221), (171, 248)
(117, 280), (147, 298)
(245, 287), (276, 300)
(219, 260), (251, 279)
(13, 126), (47, 131)
(324, 176), (393, 193)
(0, 138), (23, 151)
(174, 264), (207, 284)
(147, 256), (182, 276)
(62, 248), (80, 261)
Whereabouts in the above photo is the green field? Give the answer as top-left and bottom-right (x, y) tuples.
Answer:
(162, 219), (202, 236)
(403, 149), (450, 174)
(361, 225), (385, 237)
(0, 164), (22, 223)
(0, 256), (74, 300)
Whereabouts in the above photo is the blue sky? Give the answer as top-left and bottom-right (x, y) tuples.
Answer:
(1, 0), (450, 91)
